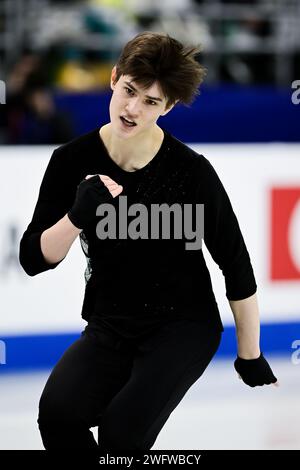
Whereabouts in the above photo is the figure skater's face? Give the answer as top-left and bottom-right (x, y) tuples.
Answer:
(109, 66), (176, 139)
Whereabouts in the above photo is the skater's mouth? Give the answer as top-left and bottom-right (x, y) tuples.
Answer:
(120, 116), (137, 127)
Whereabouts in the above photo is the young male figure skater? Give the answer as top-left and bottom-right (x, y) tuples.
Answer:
(19, 31), (278, 452)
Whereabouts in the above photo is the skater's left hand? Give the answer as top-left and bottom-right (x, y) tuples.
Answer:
(234, 352), (279, 387)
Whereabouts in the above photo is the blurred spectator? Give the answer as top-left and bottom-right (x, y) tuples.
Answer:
(13, 84), (74, 145)
(5, 51), (74, 144)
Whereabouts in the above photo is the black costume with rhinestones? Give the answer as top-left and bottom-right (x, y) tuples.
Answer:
(19, 126), (257, 339)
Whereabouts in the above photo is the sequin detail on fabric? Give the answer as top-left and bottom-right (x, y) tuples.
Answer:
(79, 229), (92, 284)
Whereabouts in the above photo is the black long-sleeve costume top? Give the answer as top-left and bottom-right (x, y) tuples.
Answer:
(19, 127), (257, 338)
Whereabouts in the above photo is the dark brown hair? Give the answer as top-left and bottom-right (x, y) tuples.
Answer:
(113, 31), (207, 109)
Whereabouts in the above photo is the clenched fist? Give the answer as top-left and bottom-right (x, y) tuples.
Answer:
(67, 174), (123, 230)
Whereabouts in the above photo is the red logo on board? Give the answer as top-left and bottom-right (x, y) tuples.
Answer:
(270, 187), (300, 280)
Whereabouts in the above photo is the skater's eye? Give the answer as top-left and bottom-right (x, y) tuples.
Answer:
(146, 100), (157, 106)
(124, 86), (135, 96)
(124, 87), (157, 106)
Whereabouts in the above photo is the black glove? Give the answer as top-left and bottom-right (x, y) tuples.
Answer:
(234, 352), (277, 387)
(68, 175), (114, 230)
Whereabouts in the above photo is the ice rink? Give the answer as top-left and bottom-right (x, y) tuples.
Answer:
(0, 357), (299, 450)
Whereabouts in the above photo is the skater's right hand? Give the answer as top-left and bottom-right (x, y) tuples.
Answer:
(67, 174), (123, 230)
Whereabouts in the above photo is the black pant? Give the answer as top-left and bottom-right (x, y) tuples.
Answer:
(38, 318), (222, 451)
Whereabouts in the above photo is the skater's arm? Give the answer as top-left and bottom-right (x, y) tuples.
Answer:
(229, 292), (279, 387)
(40, 172), (122, 264)
(195, 131), (277, 387)
(19, 147), (76, 276)
(19, 146), (122, 276)
(40, 213), (82, 264)
(229, 292), (260, 359)
(199, 157), (257, 302)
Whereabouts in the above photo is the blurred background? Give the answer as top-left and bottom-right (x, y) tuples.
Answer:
(0, 0), (300, 450)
